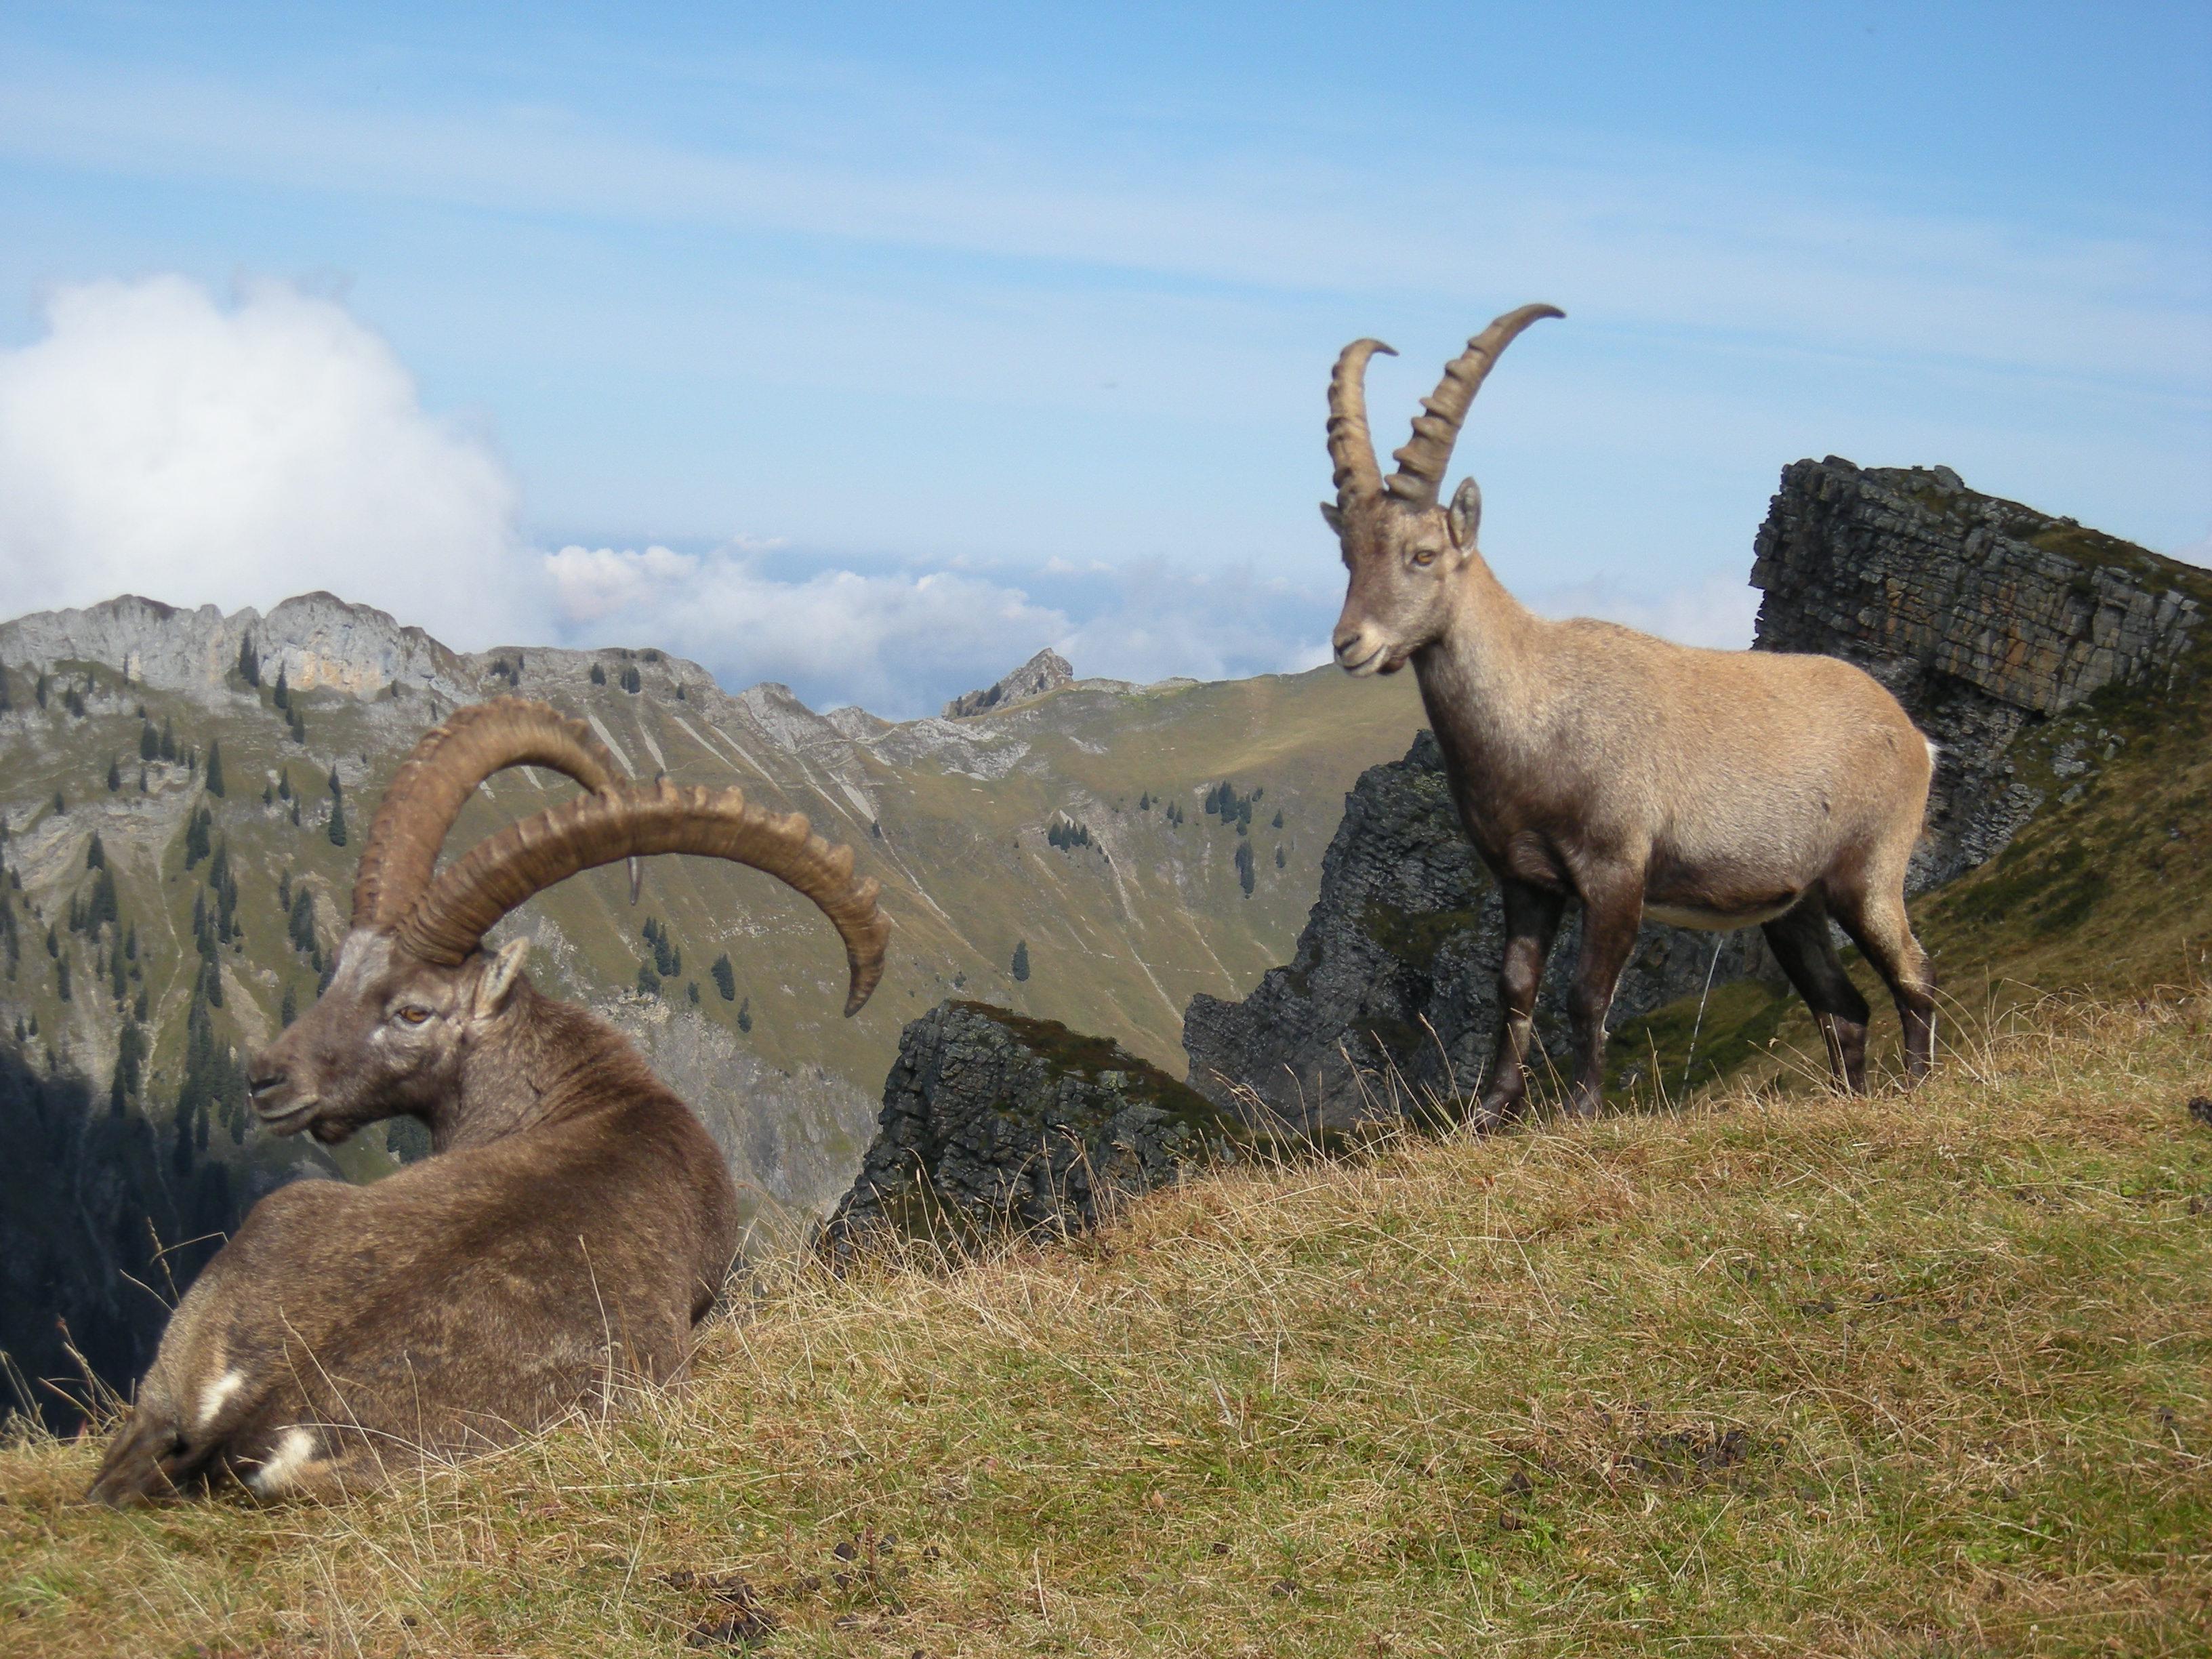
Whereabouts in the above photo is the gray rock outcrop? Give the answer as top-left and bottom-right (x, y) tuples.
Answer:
(827, 1000), (1236, 1247)
(943, 649), (1073, 719)
(1752, 459), (2205, 884)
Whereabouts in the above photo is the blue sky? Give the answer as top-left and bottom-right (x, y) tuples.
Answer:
(1, 2), (2207, 716)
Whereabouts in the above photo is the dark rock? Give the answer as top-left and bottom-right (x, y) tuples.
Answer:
(827, 1000), (1238, 1247)
(2188, 1096), (2212, 1128)
(943, 649), (1073, 719)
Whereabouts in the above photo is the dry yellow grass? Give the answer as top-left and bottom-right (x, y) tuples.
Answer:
(3, 989), (2209, 1656)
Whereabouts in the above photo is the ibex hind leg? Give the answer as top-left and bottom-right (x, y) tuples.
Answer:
(1828, 876), (1937, 1087)
(1761, 893), (1871, 1092)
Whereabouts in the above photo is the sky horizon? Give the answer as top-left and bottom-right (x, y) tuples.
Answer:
(2, 2), (2207, 717)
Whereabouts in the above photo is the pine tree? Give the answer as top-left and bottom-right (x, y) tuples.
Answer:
(110, 939), (127, 1002)
(86, 832), (105, 869)
(280, 983), (298, 1027)
(1011, 940), (1030, 982)
(636, 961), (661, 996)
(236, 633), (260, 687)
(204, 739), (226, 797)
(1275, 845), (1286, 869)
(327, 763), (342, 800)
(271, 665), (289, 711)
(278, 870), (291, 913)
(1235, 838), (1255, 897)
(686, 980), (699, 1005)
(184, 804), (212, 869)
(621, 663), (643, 693)
(1139, 792), (1151, 811)
(35, 672), (49, 710)
(0, 661), (10, 712)
(710, 953), (736, 1001)
(138, 764), (148, 792)
(737, 998), (752, 1033)
(276, 768), (291, 800)
(327, 795), (348, 846)
(159, 716), (176, 761)
(289, 884), (316, 953)
(140, 721), (159, 761)
(289, 797), (302, 826)
(589, 661), (607, 685)
(51, 789), (64, 815)
(124, 922), (137, 960)
(55, 954), (70, 1002)
(106, 756), (121, 793)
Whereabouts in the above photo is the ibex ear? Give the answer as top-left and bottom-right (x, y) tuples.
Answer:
(1446, 477), (1482, 552)
(474, 938), (530, 1019)
(1319, 500), (1345, 535)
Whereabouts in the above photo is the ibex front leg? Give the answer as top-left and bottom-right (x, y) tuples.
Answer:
(1475, 877), (1563, 1128)
(1563, 863), (1645, 1120)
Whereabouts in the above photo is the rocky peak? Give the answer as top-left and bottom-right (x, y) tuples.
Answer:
(943, 648), (1073, 720)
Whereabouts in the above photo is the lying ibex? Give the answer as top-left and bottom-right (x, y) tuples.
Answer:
(1324, 306), (1936, 1121)
(89, 699), (888, 1503)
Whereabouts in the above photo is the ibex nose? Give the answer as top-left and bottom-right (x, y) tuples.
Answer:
(247, 1069), (287, 1100)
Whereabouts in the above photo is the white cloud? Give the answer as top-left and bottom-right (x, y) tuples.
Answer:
(0, 275), (536, 642)
(544, 541), (1069, 718)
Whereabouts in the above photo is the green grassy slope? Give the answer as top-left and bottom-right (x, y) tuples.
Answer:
(0, 657), (1427, 1201)
(3, 992), (2204, 1656)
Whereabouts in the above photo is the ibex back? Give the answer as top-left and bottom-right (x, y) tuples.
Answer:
(1323, 308), (1936, 1121)
(89, 699), (889, 1503)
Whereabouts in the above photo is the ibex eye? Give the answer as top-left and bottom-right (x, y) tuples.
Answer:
(1411, 548), (1437, 567)
(395, 1007), (432, 1025)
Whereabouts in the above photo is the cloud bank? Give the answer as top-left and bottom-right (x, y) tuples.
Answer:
(0, 276), (535, 643)
(0, 276), (1778, 718)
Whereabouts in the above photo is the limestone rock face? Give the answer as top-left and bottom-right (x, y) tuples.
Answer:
(1181, 733), (1768, 1128)
(1751, 459), (2203, 884)
(0, 591), (470, 703)
(943, 649), (1073, 719)
(827, 1000), (1233, 1246)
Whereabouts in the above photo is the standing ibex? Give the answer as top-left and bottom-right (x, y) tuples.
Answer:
(1324, 306), (1936, 1122)
(89, 699), (888, 1503)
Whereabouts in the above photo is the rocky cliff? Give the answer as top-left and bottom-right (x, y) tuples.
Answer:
(1185, 459), (2209, 1127)
(1752, 459), (2203, 884)
(826, 1000), (1236, 1248)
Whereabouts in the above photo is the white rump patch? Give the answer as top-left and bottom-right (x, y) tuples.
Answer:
(196, 1368), (246, 1428)
(248, 1427), (321, 1495)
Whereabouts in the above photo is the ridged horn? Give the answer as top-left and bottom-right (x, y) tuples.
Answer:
(1385, 303), (1563, 508)
(395, 779), (890, 1017)
(1327, 339), (1396, 508)
(352, 699), (629, 931)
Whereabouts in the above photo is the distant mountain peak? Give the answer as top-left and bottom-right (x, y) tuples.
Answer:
(943, 649), (1073, 720)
